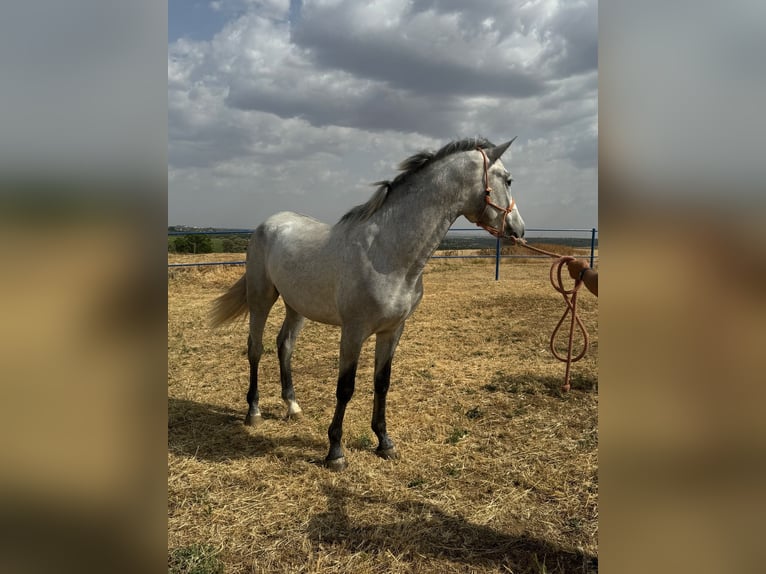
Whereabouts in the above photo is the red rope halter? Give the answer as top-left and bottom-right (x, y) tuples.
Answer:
(474, 147), (515, 239)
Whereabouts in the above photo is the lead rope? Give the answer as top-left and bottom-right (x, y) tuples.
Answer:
(513, 239), (589, 392)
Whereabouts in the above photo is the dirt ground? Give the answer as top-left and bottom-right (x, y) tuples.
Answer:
(168, 253), (598, 573)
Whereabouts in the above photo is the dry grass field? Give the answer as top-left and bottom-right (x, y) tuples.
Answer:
(168, 250), (598, 573)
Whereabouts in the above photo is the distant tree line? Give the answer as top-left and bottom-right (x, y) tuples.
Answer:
(220, 236), (249, 252)
(168, 234), (249, 253)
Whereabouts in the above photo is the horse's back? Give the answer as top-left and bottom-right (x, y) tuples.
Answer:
(250, 212), (342, 324)
(259, 211), (328, 236)
(256, 211), (333, 261)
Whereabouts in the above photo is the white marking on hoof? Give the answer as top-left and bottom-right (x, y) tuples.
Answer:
(285, 401), (303, 420)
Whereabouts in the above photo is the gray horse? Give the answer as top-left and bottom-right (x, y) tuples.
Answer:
(211, 137), (525, 471)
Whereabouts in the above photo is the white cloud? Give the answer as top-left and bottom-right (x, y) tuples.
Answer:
(168, 0), (597, 229)
(214, 0), (290, 18)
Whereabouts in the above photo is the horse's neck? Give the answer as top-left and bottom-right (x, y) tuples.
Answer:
(364, 167), (468, 276)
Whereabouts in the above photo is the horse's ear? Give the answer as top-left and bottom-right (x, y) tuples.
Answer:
(485, 137), (517, 164)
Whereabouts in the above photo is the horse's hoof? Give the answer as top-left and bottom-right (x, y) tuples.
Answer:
(285, 411), (303, 421)
(324, 457), (348, 472)
(244, 414), (263, 427)
(377, 447), (400, 461)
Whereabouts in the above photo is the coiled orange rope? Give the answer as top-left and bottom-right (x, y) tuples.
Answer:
(513, 239), (589, 392)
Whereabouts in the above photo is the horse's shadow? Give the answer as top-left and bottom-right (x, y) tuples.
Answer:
(169, 399), (597, 571)
(308, 482), (597, 573)
(168, 397), (326, 462)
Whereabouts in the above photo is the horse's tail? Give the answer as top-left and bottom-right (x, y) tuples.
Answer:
(210, 273), (249, 327)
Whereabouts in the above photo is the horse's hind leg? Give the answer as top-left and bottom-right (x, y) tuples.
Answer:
(245, 292), (278, 426)
(371, 325), (404, 460)
(277, 304), (305, 420)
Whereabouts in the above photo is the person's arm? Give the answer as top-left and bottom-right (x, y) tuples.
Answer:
(566, 259), (598, 297)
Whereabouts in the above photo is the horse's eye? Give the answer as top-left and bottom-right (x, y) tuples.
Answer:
(506, 177), (513, 187)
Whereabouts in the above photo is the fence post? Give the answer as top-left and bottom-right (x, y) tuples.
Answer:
(494, 235), (501, 280)
(590, 228), (596, 267)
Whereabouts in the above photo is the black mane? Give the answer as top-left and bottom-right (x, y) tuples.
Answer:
(339, 137), (494, 224)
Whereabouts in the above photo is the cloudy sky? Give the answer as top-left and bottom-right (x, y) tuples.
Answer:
(168, 0), (597, 232)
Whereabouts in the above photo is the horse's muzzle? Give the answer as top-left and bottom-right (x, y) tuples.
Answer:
(505, 218), (525, 240)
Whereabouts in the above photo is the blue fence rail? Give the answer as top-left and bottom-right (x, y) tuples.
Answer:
(168, 227), (598, 280)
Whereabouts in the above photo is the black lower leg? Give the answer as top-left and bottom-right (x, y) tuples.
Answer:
(278, 345), (296, 404)
(372, 358), (395, 452)
(245, 334), (261, 421)
(326, 363), (357, 462)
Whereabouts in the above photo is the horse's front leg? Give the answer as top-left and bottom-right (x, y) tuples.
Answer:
(325, 327), (364, 472)
(372, 325), (404, 460)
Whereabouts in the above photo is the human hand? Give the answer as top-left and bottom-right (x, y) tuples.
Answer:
(566, 259), (590, 281)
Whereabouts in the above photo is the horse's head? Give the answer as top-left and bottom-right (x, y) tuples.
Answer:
(470, 138), (525, 241)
